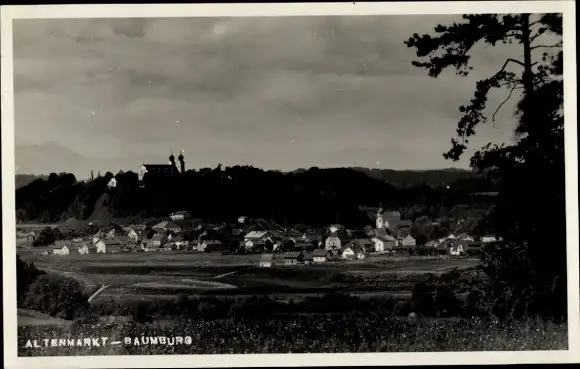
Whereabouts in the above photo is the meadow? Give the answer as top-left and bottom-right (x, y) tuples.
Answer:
(18, 315), (567, 356)
(17, 249), (480, 305)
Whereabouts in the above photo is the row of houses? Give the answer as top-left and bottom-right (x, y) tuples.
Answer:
(259, 246), (366, 268)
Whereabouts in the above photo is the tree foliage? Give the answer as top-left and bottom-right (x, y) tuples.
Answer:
(406, 13), (565, 321)
(21, 274), (89, 320)
(16, 167), (496, 228)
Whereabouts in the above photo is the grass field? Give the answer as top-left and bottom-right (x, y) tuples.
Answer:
(18, 249), (480, 306)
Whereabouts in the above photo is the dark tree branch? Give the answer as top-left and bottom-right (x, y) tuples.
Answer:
(530, 42), (563, 50)
(492, 83), (523, 127)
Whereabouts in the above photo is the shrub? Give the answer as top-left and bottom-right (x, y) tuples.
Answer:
(22, 274), (89, 320)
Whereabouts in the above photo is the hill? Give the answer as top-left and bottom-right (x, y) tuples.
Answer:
(15, 166), (496, 227)
(16, 174), (47, 189)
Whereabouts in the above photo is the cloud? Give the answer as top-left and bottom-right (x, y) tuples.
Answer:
(12, 15), (542, 177)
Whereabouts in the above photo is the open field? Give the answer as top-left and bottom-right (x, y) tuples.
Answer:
(18, 249), (480, 305)
(17, 309), (71, 327)
(18, 316), (567, 355)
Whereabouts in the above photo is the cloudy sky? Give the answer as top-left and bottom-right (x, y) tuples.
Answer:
(13, 15), (525, 178)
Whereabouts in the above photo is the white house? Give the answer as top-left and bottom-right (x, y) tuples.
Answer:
(259, 254), (274, 268)
(401, 235), (417, 247)
(450, 243), (465, 256)
(126, 228), (140, 242)
(481, 235), (497, 243)
(95, 239), (122, 253)
(52, 245), (70, 255)
(372, 228), (397, 252)
(107, 177), (117, 188)
(78, 244), (89, 255)
(170, 211), (190, 221)
(340, 246), (355, 260)
(313, 249), (328, 263)
(152, 221), (181, 233)
(243, 231), (273, 248)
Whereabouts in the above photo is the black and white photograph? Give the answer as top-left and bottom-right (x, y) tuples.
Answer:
(1, 2), (578, 368)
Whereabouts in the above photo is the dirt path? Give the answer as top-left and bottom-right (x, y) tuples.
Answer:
(43, 268), (97, 291)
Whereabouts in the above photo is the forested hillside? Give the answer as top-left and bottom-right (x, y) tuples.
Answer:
(15, 166), (495, 227)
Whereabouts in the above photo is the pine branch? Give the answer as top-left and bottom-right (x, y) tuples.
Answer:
(492, 83), (523, 127)
(530, 42), (563, 50)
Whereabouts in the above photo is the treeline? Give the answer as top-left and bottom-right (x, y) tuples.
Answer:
(16, 166), (496, 227)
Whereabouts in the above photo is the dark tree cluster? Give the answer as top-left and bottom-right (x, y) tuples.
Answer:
(406, 13), (566, 321)
(16, 167), (494, 228)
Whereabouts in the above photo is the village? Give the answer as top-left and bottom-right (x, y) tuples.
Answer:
(16, 206), (497, 267)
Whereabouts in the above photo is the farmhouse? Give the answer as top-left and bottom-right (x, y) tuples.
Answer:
(243, 231), (274, 248)
(372, 228), (397, 252)
(293, 240), (316, 251)
(78, 244), (89, 255)
(481, 235), (497, 243)
(52, 245), (70, 256)
(283, 251), (303, 265)
(148, 234), (165, 248)
(401, 235), (417, 247)
(340, 245), (364, 260)
(95, 239), (123, 253)
(199, 240), (224, 253)
(170, 211), (190, 221)
(152, 220), (182, 233)
(259, 253), (274, 268)
(348, 238), (374, 252)
(171, 235), (189, 250)
(312, 249), (329, 263)
(25, 231), (36, 242)
(449, 243), (465, 256)
(126, 228), (142, 242)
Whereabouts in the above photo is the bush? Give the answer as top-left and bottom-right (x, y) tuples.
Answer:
(22, 274), (88, 320)
(411, 282), (436, 316)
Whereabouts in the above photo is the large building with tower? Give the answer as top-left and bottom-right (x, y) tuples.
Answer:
(138, 151), (186, 182)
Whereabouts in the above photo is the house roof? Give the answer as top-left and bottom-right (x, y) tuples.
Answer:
(341, 245), (364, 254)
(313, 249), (328, 257)
(142, 164), (179, 175)
(172, 235), (185, 242)
(115, 236), (132, 244)
(171, 211), (190, 216)
(260, 253), (274, 261)
(151, 234), (164, 241)
(102, 239), (121, 245)
(153, 221), (181, 229)
(245, 231), (269, 239)
(425, 240), (438, 247)
(349, 238), (373, 248)
(283, 251), (302, 259)
(204, 240), (222, 245)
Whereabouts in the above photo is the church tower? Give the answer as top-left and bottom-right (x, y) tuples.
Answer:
(178, 150), (185, 174)
(376, 204), (384, 229)
(169, 152), (176, 167)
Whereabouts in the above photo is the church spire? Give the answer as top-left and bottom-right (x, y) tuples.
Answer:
(169, 151), (176, 167)
(178, 150), (185, 174)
